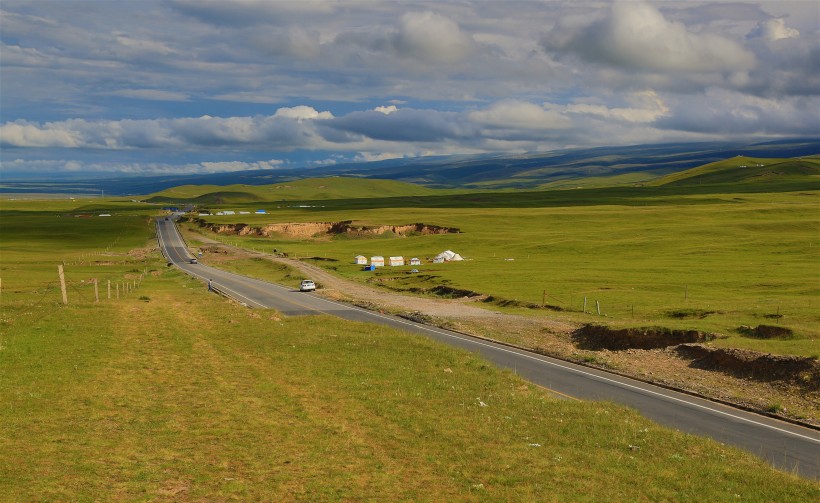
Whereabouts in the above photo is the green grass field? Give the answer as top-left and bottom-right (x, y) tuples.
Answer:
(183, 186), (820, 357)
(1, 207), (818, 499)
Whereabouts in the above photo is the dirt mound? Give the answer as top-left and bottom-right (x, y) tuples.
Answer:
(192, 219), (459, 239)
(483, 296), (563, 311)
(665, 308), (718, 319)
(737, 324), (794, 339)
(574, 324), (715, 350)
(677, 344), (820, 390)
(430, 285), (482, 299)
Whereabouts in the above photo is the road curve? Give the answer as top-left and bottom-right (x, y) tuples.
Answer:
(156, 218), (820, 479)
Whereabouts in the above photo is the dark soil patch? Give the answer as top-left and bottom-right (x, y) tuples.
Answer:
(677, 344), (820, 390)
(430, 285), (482, 299)
(483, 295), (563, 312)
(573, 324), (715, 350)
(738, 324), (794, 339)
(665, 308), (718, 319)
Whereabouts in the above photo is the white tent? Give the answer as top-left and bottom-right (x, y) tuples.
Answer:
(435, 250), (456, 261)
(434, 250), (463, 262)
(389, 256), (405, 266)
(354, 255), (367, 265)
(370, 256), (385, 267)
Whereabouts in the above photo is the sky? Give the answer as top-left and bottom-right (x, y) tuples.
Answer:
(1, 0), (818, 177)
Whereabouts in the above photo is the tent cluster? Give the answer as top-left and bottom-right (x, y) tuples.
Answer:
(354, 250), (463, 269)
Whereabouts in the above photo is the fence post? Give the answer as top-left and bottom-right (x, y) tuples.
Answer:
(583, 296), (587, 314)
(596, 300), (601, 316)
(94, 279), (99, 303)
(108, 280), (111, 299)
(58, 265), (68, 305)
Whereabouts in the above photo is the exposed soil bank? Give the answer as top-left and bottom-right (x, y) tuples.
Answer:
(574, 324), (716, 350)
(738, 324), (794, 339)
(677, 344), (820, 390)
(191, 218), (460, 239)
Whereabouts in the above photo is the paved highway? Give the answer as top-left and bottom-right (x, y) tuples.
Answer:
(157, 218), (820, 479)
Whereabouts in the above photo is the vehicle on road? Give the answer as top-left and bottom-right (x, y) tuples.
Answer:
(190, 258), (198, 264)
(299, 280), (316, 292)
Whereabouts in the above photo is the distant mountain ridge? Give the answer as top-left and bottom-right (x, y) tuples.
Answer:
(2, 139), (817, 196)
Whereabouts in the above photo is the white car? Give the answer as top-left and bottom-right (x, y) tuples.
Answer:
(299, 280), (316, 292)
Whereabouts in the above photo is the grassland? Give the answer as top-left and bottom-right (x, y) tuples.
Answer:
(146, 177), (463, 204)
(181, 184), (820, 357)
(1, 204), (818, 499)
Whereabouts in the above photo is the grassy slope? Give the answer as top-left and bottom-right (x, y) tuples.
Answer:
(147, 177), (454, 204)
(2, 199), (819, 499)
(2, 274), (818, 500)
(648, 156), (820, 187)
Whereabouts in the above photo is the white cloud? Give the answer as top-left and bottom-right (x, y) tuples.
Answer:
(655, 89), (820, 136)
(0, 121), (81, 147)
(469, 101), (571, 130)
(566, 91), (669, 123)
(748, 18), (800, 41)
(273, 106), (334, 121)
(200, 159), (284, 172)
(0, 109), (335, 149)
(353, 151), (408, 162)
(391, 11), (476, 64)
(374, 105), (398, 114)
(543, 1), (757, 73)
(1, 157), (287, 175)
(106, 89), (190, 101)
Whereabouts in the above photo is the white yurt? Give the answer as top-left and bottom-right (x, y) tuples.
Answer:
(434, 250), (464, 262)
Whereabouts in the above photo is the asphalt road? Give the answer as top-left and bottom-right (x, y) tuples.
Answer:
(157, 218), (820, 479)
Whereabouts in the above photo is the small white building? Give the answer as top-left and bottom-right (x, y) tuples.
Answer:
(389, 256), (405, 266)
(354, 255), (367, 265)
(409, 257), (422, 266)
(370, 256), (385, 267)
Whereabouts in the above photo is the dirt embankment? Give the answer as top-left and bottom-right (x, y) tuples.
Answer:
(191, 219), (460, 239)
(574, 324), (716, 350)
(677, 344), (820, 390)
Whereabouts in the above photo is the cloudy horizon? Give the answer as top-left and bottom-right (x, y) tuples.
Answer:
(1, 0), (818, 177)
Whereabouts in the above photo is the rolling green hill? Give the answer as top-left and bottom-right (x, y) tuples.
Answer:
(145, 177), (454, 204)
(649, 156), (820, 188)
